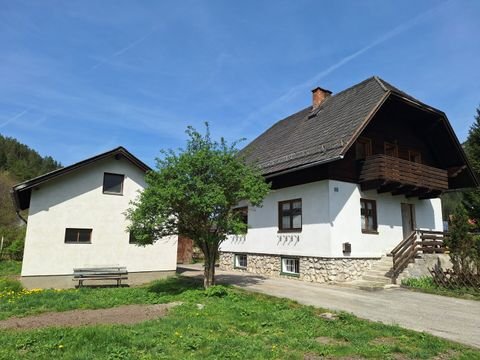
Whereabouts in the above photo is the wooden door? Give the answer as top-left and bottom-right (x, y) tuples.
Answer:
(401, 203), (416, 239)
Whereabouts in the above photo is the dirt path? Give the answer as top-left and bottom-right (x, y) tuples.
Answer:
(0, 302), (181, 330)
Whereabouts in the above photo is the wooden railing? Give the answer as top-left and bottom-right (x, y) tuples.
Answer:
(391, 230), (448, 282)
(360, 155), (449, 191)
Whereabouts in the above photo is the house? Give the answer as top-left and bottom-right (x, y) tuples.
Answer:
(219, 76), (478, 283)
(12, 147), (177, 289)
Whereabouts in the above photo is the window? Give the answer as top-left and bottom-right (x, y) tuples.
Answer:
(278, 199), (302, 231)
(234, 254), (247, 269)
(103, 173), (124, 195)
(281, 257), (300, 275)
(233, 206), (248, 232)
(129, 231), (138, 244)
(355, 137), (372, 160)
(65, 228), (92, 243)
(408, 150), (422, 164)
(384, 142), (398, 157)
(360, 199), (378, 233)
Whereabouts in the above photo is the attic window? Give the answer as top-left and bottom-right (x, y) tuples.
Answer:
(103, 173), (124, 195)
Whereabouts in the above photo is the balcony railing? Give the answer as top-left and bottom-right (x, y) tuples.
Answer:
(359, 154), (448, 197)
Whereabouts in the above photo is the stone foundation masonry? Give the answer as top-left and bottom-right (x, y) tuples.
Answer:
(219, 252), (378, 283)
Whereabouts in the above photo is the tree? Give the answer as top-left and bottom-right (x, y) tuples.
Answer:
(445, 205), (477, 274)
(463, 105), (480, 229)
(126, 124), (270, 288)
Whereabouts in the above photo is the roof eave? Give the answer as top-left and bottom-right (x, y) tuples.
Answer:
(263, 155), (344, 179)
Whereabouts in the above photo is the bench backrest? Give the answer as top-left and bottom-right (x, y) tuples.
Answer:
(73, 267), (128, 277)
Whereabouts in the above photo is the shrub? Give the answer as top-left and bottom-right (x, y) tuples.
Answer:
(0, 277), (23, 292)
(204, 285), (230, 297)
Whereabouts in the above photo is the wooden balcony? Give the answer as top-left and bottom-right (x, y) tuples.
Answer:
(359, 154), (448, 198)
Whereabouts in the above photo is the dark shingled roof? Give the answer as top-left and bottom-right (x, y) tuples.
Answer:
(241, 76), (440, 176)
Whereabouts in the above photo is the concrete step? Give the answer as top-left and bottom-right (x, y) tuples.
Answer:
(336, 280), (390, 291)
(361, 274), (392, 283)
(365, 270), (391, 276)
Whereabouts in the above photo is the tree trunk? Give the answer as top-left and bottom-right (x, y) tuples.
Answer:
(201, 240), (218, 289)
(204, 255), (216, 288)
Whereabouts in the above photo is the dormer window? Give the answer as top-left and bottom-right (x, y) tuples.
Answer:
(103, 173), (124, 195)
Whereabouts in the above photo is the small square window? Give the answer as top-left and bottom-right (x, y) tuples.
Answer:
(234, 254), (247, 269)
(65, 228), (92, 244)
(103, 173), (124, 195)
(281, 257), (300, 276)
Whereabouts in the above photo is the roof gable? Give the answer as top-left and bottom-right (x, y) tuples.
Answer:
(12, 147), (150, 211)
(242, 76), (389, 175)
(242, 76), (477, 189)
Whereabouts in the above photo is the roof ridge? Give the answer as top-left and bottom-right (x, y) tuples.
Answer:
(13, 146), (149, 189)
(373, 76), (388, 92)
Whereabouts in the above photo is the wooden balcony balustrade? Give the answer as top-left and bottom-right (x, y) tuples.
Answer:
(359, 154), (449, 198)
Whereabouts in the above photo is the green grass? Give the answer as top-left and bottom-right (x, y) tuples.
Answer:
(0, 277), (478, 359)
(402, 276), (480, 301)
(0, 260), (21, 276)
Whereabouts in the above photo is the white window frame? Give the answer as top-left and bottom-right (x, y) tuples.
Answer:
(234, 254), (247, 269)
(281, 257), (300, 276)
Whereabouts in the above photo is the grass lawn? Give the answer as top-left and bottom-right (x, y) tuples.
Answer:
(402, 277), (480, 301)
(0, 277), (479, 359)
(0, 260), (21, 277)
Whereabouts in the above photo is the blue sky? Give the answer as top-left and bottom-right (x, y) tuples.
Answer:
(1, 0), (479, 166)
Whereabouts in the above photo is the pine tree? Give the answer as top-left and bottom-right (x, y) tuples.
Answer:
(463, 105), (480, 229)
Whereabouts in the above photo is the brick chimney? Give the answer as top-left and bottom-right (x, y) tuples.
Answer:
(311, 86), (332, 109)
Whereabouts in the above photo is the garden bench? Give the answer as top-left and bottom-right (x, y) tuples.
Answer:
(73, 266), (128, 287)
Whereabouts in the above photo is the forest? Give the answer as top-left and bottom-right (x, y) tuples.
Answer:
(0, 134), (61, 260)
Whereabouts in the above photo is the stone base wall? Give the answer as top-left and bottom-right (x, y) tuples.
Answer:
(219, 252), (377, 283)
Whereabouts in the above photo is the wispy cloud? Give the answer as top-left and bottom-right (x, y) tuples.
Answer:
(0, 109), (29, 129)
(89, 26), (158, 71)
(243, 0), (452, 127)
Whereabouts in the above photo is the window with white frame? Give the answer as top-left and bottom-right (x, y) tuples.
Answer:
(234, 254), (247, 268)
(281, 257), (299, 275)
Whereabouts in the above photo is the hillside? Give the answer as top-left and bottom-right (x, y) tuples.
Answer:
(0, 134), (61, 259)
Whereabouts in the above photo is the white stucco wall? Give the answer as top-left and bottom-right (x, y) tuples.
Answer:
(221, 181), (332, 257)
(328, 180), (442, 257)
(21, 156), (177, 276)
(220, 179), (443, 258)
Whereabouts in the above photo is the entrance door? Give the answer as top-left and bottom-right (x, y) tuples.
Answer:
(401, 203), (416, 239)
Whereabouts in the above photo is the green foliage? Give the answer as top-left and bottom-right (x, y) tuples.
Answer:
(445, 205), (478, 274)
(440, 191), (463, 221)
(204, 285), (231, 298)
(0, 134), (61, 261)
(127, 124), (270, 287)
(0, 277), (23, 292)
(0, 134), (61, 182)
(0, 276), (476, 359)
(0, 260), (22, 276)
(402, 276), (480, 300)
(463, 105), (480, 229)
(0, 225), (26, 260)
